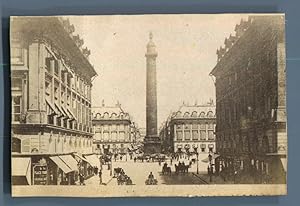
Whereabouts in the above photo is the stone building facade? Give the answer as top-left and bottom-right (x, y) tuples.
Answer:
(159, 102), (216, 155)
(92, 104), (136, 156)
(11, 17), (97, 185)
(210, 15), (287, 183)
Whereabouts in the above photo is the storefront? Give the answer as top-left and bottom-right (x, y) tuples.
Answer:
(12, 156), (31, 185)
(49, 154), (79, 185)
(84, 154), (100, 169)
(12, 153), (80, 185)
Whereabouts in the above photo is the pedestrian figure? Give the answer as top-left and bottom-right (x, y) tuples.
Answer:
(148, 172), (154, 180)
(170, 158), (173, 165)
(79, 173), (85, 185)
(99, 170), (102, 185)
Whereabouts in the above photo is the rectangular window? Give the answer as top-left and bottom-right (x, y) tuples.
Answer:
(192, 130), (198, 140)
(184, 131), (191, 140)
(184, 124), (191, 130)
(61, 72), (65, 83)
(96, 132), (102, 141)
(103, 132), (109, 141)
(54, 87), (58, 100)
(11, 78), (22, 90)
(63, 119), (68, 128)
(111, 132), (117, 141)
(176, 124), (182, 130)
(12, 96), (22, 122)
(119, 124), (125, 131)
(208, 131), (214, 140)
(61, 90), (65, 104)
(119, 132), (125, 140)
(45, 81), (51, 96)
(11, 43), (24, 65)
(54, 60), (59, 76)
(111, 124), (117, 131)
(56, 118), (61, 127)
(200, 124), (206, 130)
(192, 124), (198, 129)
(103, 125), (109, 132)
(45, 57), (51, 73)
(95, 126), (102, 133)
(67, 92), (71, 106)
(200, 130), (206, 140)
(176, 131), (183, 141)
(47, 115), (54, 125)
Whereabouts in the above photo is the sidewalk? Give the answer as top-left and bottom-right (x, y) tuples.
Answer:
(84, 169), (113, 186)
(192, 173), (234, 184)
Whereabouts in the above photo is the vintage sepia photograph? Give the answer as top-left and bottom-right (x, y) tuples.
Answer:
(10, 14), (287, 197)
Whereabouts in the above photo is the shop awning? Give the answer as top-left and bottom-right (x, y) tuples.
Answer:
(61, 106), (70, 119)
(84, 155), (100, 167)
(59, 155), (79, 171)
(54, 103), (65, 118)
(67, 108), (77, 121)
(201, 154), (220, 163)
(45, 99), (58, 116)
(12, 157), (31, 185)
(280, 157), (287, 172)
(73, 153), (91, 164)
(50, 156), (74, 174)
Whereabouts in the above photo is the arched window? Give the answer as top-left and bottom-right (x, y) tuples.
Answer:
(191, 111), (198, 117)
(175, 111), (182, 117)
(200, 112), (205, 118)
(183, 112), (190, 117)
(95, 113), (101, 119)
(103, 112), (109, 119)
(207, 111), (214, 118)
(12, 137), (21, 153)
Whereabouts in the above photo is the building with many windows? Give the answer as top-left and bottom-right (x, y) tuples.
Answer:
(92, 103), (137, 156)
(210, 15), (287, 183)
(11, 17), (98, 185)
(159, 101), (216, 156)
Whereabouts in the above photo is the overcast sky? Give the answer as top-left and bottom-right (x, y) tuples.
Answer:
(69, 14), (248, 129)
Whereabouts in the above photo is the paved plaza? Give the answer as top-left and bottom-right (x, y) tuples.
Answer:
(84, 156), (212, 186)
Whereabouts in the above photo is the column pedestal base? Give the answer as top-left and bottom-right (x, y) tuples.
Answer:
(143, 136), (161, 154)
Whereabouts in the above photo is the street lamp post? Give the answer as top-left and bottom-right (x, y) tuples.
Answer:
(110, 157), (113, 176)
(194, 146), (199, 174)
(196, 152), (199, 174)
(208, 153), (212, 182)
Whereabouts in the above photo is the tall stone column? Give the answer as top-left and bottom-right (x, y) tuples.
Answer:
(144, 32), (161, 154)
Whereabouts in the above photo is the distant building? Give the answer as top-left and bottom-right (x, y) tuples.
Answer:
(92, 103), (136, 155)
(11, 17), (98, 185)
(159, 101), (216, 155)
(210, 16), (287, 183)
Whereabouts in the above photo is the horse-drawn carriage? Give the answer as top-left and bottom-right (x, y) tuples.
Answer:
(145, 178), (158, 185)
(162, 163), (172, 175)
(114, 167), (133, 185)
(145, 172), (158, 185)
(113, 167), (123, 177)
(117, 174), (133, 185)
(175, 163), (189, 174)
